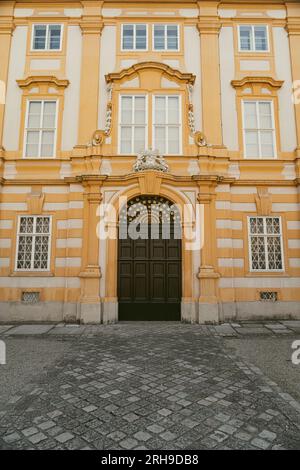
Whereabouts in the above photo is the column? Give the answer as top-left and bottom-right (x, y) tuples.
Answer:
(0, 1), (14, 152)
(78, 1), (103, 145)
(196, 179), (220, 323)
(286, 3), (300, 156)
(197, 1), (223, 146)
(79, 180), (102, 323)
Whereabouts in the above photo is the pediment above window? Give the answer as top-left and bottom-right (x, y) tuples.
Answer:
(106, 61), (195, 89)
(17, 76), (69, 95)
(231, 76), (283, 96)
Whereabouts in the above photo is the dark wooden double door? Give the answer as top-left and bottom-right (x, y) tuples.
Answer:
(118, 224), (182, 321)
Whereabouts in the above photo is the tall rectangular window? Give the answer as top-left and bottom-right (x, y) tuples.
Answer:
(16, 216), (51, 271)
(121, 24), (147, 50)
(24, 100), (57, 158)
(32, 24), (62, 51)
(243, 101), (276, 158)
(248, 217), (284, 271)
(239, 25), (269, 52)
(119, 96), (147, 154)
(153, 96), (181, 154)
(153, 25), (179, 51)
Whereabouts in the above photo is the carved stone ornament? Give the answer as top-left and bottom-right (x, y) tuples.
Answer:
(89, 84), (113, 147)
(186, 84), (208, 147)
(133, 149), (169, 173)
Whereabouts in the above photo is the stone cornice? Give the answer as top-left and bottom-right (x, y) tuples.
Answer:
(17, 76), (70, 89)
(0, 17), (15, 35)
(197, 17), (221, 35)
(231, 76), (284, 90)
(106, 61), (196, 85)
(286, 19), (300, 35)
(80, 16), (104, 34)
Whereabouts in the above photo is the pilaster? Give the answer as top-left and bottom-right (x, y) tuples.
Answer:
(79, 178), (104, 323)
(78, 1), (104, 145)
(0, 1), (15, 151)
(286, 3), (300, 156)
(197, 1), (222, 146)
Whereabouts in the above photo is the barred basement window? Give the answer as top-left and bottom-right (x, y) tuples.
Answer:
(16, 216), (51, 271)
(248, 216), (283, 271)
(21, 291), (40, 303)
(260, 291), (278, 302)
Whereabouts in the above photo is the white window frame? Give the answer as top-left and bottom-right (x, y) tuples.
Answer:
(15, 215), (52, 272)
(118, 94), (148, 155)
(238, 24), (269, 53)
(242, 99), (277, 159)
(152, 94), (182, 155)
(121, 24), (148, 51)
(248, 216), (284, 273)
(31, 24), (63, 52)
(152, 24), (180, 52)
(23, 99), (58, 159)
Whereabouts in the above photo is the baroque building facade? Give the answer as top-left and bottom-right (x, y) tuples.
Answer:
(0, 0), (299, 323)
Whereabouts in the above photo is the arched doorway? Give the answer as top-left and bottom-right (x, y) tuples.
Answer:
(117, 195), (182, 321)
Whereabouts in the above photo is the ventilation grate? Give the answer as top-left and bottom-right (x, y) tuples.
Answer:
(21, 291), (40, 304)
(259, 291), (278, 302)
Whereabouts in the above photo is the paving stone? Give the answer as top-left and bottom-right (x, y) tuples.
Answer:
(55, 432), (74, 443)
(28, 432), (47, 444)
(237, 328), (270, 335)
(251, 437), (271, 449)
(119, 438), (138, 449)
(134, 431), (152, 442)
(4, 325), (54, 335)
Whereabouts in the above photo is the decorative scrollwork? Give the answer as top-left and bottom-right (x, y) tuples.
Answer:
(133, 148), (169, 173)
(89, 84), (113, 147)
(186, 84), (208, 147)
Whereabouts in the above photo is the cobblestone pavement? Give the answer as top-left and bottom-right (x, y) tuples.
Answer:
(1, 321), (300, 450)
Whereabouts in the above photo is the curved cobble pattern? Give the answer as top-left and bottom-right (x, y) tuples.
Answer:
(1, 322), (300, 450)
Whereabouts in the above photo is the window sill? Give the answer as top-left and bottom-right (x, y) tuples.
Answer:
(245, 272), (288, 277)
(10, 271), (54, 277)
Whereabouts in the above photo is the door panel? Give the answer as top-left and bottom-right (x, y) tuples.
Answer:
(118, 196), (182, 321)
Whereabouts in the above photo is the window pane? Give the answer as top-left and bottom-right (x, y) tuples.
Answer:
(33, 25), (46, 49)
(155, 97), (166, 124)
(41, 131), (54, 157)
(167, 25), (178, 50)
(266, 217), (280, 235)
(154, 25), (165, 50)
(239, 26), (252, 50)
(245, 130), (259, 157)
(168, 97), (179, 124)
(168, 126), (179, 154)
(244, 102), (257, 129)
(43, 102), (56, 128)
(133, 126), (145, 153)
(33, 235), (49, 269)
(121, 96), (132, 124)
(17, 235), (33, 269)
(20, 217), (34, 234)
(134, 96), (146, 124)
(136, 25), (147, 50)
(155, 126), (166, 154)
(267, 237), (282, 270)
(122, 25), (134, 49)
(28, 102), (42, 128)
(120, 126), (132, 153)
(249, 217), (264, 234)
(251, 236), (266, 270)
(260, 130), (274, 158)
(36, 217), (50, 234)
(25, 131), (39, 157)
(254, 26), (268, 51)
(48, 25), (61, 50)
(259, 102), (272, 128)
